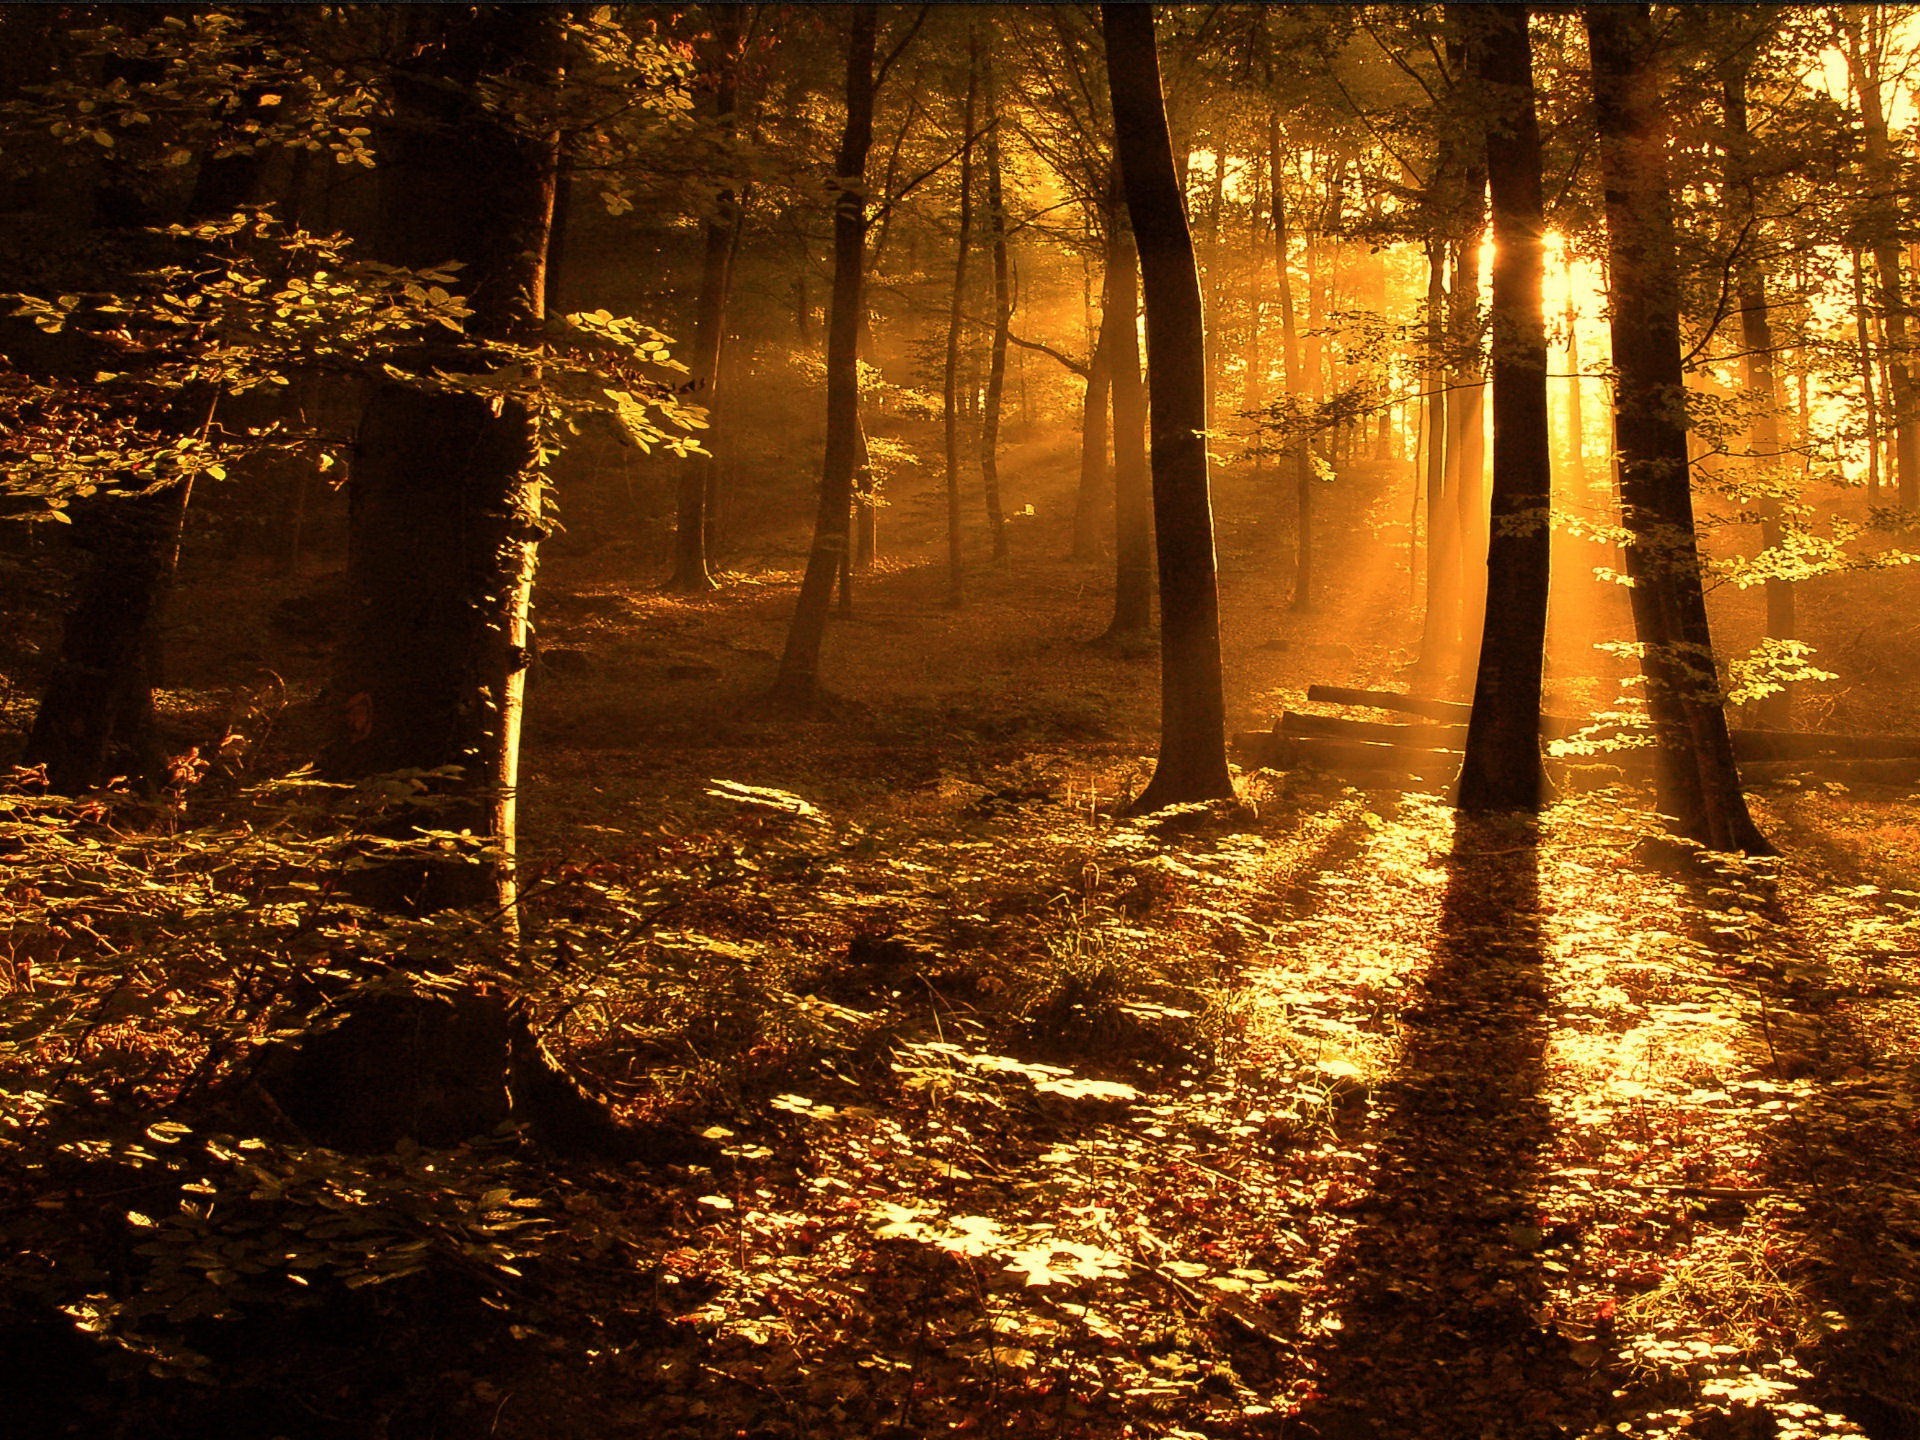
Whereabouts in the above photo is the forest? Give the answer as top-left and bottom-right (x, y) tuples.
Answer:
(1, 3), (1918, 1437)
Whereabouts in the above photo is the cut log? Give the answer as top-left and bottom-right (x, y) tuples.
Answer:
(1280, 710), (1465, 748)
(1305, 684), (1470, 722)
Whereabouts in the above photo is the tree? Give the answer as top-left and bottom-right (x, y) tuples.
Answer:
(1105, 190), (1155, 642)
(667, 7), (748, 594)
(1718, 44), (1796, 729)
(1587, 2), (1770, 854)
(1458, 4), (1551, 814)
(942, 29), (980, 608)
(772, 9), (881, 705)
(980, 58), (1013, 564)
(22, 30), (269, 792)
(1102, 3), (1233, 810)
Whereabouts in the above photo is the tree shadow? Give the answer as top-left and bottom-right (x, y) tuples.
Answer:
(1665, 847), (1920, 1439)
(1285, 813), (1592, 1439)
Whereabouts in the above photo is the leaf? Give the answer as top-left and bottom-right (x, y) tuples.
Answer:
(705, 780), (824, 823)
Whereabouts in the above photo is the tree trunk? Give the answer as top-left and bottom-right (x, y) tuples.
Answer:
(980, 64), (1012, 562)
(942, 31), (979, 606)
(668, 8), (746, 593)
(772, 9), (877, 705)
(332, 8), (561, 911)
(1417, 237), (1456, 673)
(1564, 249), (1587, 494)
(1853, 247), (1883, 505)
(1447, 159), (1490, 668)
(1071, 263), (1114, 561)
(1269, 111), (1315, 615)
(1587, 2), (1770, 854)
(25, 141), (264, 792)
(1105, 207), (1154, 639)
(1103, 3), (1233, 810)
(261, 7), (670, 1161)
(1457, 4), (1551, 814)
(1721, 56), (1795, 730)
(852, 418), (877, 571)
(1847, 15), (1920, 509)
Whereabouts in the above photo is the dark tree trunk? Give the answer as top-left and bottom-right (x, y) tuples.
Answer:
(980, 66), (1012, 563)
(1103, 3), (1233, 810)
(25, 140), (264, 792)
(772, 9), (877, 705)
(263, 7), (665, 1162)
(1587, 3), (1770, 854)
(1458, 4), (1551, 813)
(332, 7), (562, 916)
(942, 31), (979, 607)
(1071, 263), (1114, 562)
(1105, 200), (1153, 640)
(669, 8), (746, 593)
(1721, 57), (1795, 730)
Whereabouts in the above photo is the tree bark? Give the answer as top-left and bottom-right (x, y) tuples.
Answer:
(772, 9), (877, 705)
(942, 30), (979, 606)
(1720, 55), (1795, 730)
(668, 8), (746, 593)
(1105, 206), (1154, 639)
(981, 63), (1012, 562)
(1853, 247), (1882, 505)
(1587, 2), (1770, 854)
(1103, 3), (1233, 810)
(1564, 249), (1587, 494)
(1071, 261), (1114, 561)
(332, 8), (562, 916)
(1846, 14), (1919, 509)
(25, 131), (265, 792)
(1457, 4), (1551, 813)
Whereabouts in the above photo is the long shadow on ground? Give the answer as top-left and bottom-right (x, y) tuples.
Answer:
(1676, 848), (1920, 1440)
(1285, 816), (1592, 1439)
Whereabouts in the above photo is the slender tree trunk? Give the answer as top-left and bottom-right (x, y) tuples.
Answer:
(1848, 17), (1919, 508)
(1244, 159), (1266, 418)
(1853, 247), (1882, 505)
(1448, 161), (1491, 668)
(1072, 263), (1114, 561)
(669, 8), (745, 593)
(852, 418), (877, 570)
(1458, 4), (1551, 813)
(1417, 238), (1456, 673)
(1268, 111), (1314, 614)
(1103, 3), (1233, 810)
(1106, 210), (1154, 639)
(981, 65), (1012, 562)
(941, 31), (979, 607)
(1564, 250), (1586, 494)
(772, 9), (877, 704)
(1721, 57), (1795, 729)
(1587, 2), (1770, 854)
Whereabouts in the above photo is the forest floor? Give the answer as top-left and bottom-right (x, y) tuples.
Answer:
(4, 443), (1920, 1440)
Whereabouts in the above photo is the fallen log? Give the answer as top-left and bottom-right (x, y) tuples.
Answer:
(1279, 710), (1464, 747)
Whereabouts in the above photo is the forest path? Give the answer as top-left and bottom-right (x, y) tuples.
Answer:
(584, 774), (1915, 1440)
